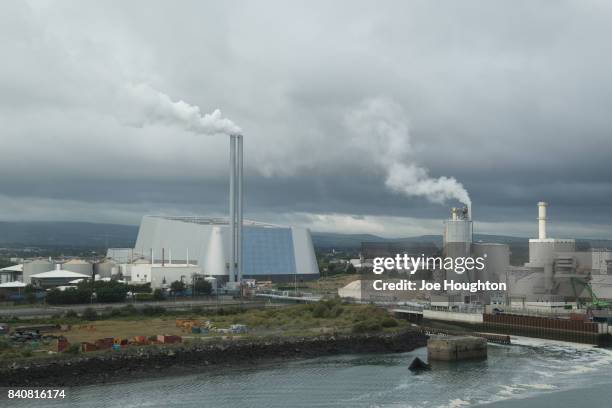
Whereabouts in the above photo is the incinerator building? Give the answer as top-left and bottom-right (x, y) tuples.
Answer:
(124, 215), (319, 283)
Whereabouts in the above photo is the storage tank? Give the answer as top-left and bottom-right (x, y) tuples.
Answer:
(94, 260), (117, 279)
(62, 259), (93, 276)
(472, 243), (510, 282)
(22, 259), (54, 284)
(204, 226), (228, 279)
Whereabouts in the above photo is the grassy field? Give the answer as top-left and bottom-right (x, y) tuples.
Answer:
(0, 300), (406, 361)
(51, 302), (404, 341)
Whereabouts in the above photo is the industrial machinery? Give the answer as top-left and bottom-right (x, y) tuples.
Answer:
(570, 277), (609, 309)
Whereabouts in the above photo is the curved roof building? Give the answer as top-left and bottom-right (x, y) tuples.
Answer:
(130, 216), (319, 282)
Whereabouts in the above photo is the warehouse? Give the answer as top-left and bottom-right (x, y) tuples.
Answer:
(115, 215), (319, 283)
(30, 267), (91, 289)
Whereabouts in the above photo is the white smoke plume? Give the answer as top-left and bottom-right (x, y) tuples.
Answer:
(119, 83), (242, 136)
(346, 97), (471, 209)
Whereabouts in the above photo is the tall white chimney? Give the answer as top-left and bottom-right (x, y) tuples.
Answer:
(229, 135), (237, 281)
(538, 201), (547, 239)
(236, 135), (243, 283)
(228, 134), (243, 283)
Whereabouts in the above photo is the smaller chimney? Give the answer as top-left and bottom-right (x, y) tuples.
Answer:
(538, 201), (548, 239)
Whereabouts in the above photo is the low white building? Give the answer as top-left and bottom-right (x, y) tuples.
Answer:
(30, 267), (91, 289)
(125, 261), (201, 289)
(0, 264), (22, 283)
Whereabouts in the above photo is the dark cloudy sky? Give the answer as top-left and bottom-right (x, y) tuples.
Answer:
(1, 0), (612, 238)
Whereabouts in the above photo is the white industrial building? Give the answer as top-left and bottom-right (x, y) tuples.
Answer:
(508, 202), (612, 306)
(126, 259), (201, 288)
(108, 215), (319, 284)
(0, 264), (22, 283)
(30, 266), (91, 289)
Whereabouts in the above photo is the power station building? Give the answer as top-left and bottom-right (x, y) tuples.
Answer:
(508, 202), (612, 306)
(114, 215), (319, 283)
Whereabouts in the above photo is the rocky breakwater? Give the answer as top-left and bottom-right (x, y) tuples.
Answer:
(427, 335), (487, 361)
(0, 329), (426, 387)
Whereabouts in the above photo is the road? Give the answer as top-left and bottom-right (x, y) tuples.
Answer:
(0, 297), (274, 319)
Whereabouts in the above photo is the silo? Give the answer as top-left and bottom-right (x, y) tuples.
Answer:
(63, 259), (93, 276)
(94, 260), (117, 279)
(443, 207), (473, 283)
(204, 226), (228, 280)
(22, 259), (54, 284)
(472, 243), (510, 282)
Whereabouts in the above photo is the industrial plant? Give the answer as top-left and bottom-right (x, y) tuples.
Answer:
(1, 133), (319, 296)
(339, 201), (612, 315)
(107, 215), (319, 285)
(433, 201), (612, 310)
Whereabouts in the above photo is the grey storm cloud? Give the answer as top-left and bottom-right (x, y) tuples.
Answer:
(1, 0), (612, 238)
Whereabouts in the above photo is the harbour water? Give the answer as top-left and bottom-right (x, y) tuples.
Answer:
(6, 336), (612, 408)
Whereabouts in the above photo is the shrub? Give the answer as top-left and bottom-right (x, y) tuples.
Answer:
(329, 305), (344, 318)
(381, 317), (399, 328)
(194, 279), (212, 296)
(135, 293), (154, 301)
(96, 284), (128, 303)
(25, 292), (37, 304)
(66, 344), (80, 355)
(352, 319), (382, 334)
(312, 303), (329, 318)
(152, 289), (165, 301)
(141, 305), (166, 316)
(215, 307), (244, 316)
(121, 304), (136, 315)
(65, 310), (78, 318)
(46, 287), (91, 305)
(170, 280), (186, 292)
(82, 307), (98, 321)
(109, 308), (123, 317)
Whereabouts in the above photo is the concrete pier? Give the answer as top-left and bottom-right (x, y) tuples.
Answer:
(427, 335), (487, 361)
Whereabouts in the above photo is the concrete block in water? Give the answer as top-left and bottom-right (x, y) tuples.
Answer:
(427, 335), (487, 361)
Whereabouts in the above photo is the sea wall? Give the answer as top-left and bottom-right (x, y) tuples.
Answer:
(0, 330), (426, 387)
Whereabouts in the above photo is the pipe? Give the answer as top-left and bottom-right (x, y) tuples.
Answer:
(237, 135), (243, 283)
(538, 201), (547, 239)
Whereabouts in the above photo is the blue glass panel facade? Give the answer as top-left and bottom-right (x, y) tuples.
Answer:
(243, 227), (296, 275)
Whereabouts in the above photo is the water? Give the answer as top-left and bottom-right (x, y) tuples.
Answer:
(6, 336), (612, 408)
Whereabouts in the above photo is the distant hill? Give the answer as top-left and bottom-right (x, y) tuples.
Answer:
(0, 222), (610, 265)
(0, 221), (138, 248)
